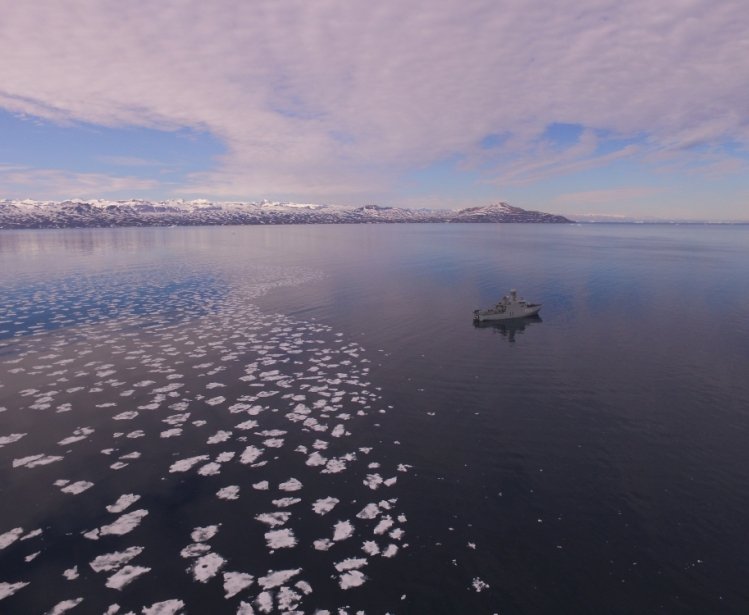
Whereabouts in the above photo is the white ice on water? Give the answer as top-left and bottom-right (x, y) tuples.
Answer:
(1, 263), (413, 612)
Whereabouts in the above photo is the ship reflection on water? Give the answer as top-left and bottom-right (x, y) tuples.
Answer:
(472, 314), (543, 342)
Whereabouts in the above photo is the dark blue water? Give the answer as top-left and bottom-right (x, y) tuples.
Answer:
(1, 224), (748, 613)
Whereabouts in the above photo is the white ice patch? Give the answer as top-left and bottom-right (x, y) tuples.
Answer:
(272, 497), (301, 508)
(223, 571), (254, 598)
(322, 458), (347, 474)
(89, 509), (148, 539)
(374, 517), (394, 535)
(306, 451), (326, 467)
(0, 433), (27, 447)
(106, 565), (151, 589)
(142, 599), (185, 615)
(339, 570), (366, 589)
(215, 451), (235, 463)
(0, 527), (24, 549)
(236, 601), (254, 614)
(363, 473), (383, 489)
(217, 485), (240, 500)
(21, 528), (42, 541)
(13, 454), (64, 468)
(90, 546), (144, 572)
(334, 558), (367, 572)
(198, 462), (221, 476)
(382, 544), (399, 558)
(113, 411), (138, 421)
(239, 446), (263, 464)
(362, 541), (380, 556)
(255, 512), (291, 528)
(191, 552), (225, 582)
(63, 566), (79, 580)
(57, 426), (94, 446)
(207, 430), (232, 444)
(312, 497), (339, 515)
(180, 543), (210, 559)
(60, 480), (94, 495)
(169, 455), (209, 472)
(0, 581), (28, 600)
(278, 478), (302, 492)
(472, 577), (490, 592)
(255, 591), (273, 614)
(206, 396), (226, 406)
(106, 494), (140, 514)
(333, 520), (354, 541)
(47, 598), (84, 614)
(258, 568), (301, 590)
(153, 383), (185, 394)
(252, 481), (269, 491)
(265, 528), (297, 550)
(191, 525), (220, 542)
(356, 503), (380, 520)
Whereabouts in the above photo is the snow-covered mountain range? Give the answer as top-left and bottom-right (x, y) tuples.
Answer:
(0, 199), (572, 229)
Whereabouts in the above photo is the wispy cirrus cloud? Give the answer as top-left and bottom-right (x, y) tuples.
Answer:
(554, 186), (663, 206)
(97, 156), (165, 168)
(0, 0), (748, 210)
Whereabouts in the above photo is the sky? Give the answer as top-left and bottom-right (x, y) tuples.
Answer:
(1, 0), (748, 219)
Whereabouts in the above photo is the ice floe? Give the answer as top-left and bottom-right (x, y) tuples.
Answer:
(106, 494), (141, 513)
(0, 433), (27, 447)
(1, 262), (410, 613)
(223, 571), (254, 598)
(217, 485), (240, 500)
(106, 565), (151, 589)
(333, 520), (355, 542)
(46, 597), (84, 614)
(90, 547), (144, 572)
(0, 527), (24, 549)
(471, 577), (490, 592)
(258, 568), (301, 590)
(87, 509), (149, 539)
(60, 480), (94, 495)
(278, 478), (302, 492)
(264, 528), (297, 550)
(0, 581), (29, 600)
(191, 525), (220, 542)
(190, 553), (225, 582)
(312, 497), (339, 515)
(255, 512), (291, 528)
(169, 455), (209, 472)
(13, 454), (64, 468)
(142, 599), (185, 615)
(339, 570), (366, 589)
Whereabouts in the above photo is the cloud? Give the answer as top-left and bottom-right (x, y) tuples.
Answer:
(1, 0), (747, 200)
(554, 186), (662, 206)
(0, 167), (159, 199)
(97, 156), (165, 167)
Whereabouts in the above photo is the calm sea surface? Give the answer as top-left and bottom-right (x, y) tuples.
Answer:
(1, 224), (748, 613)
